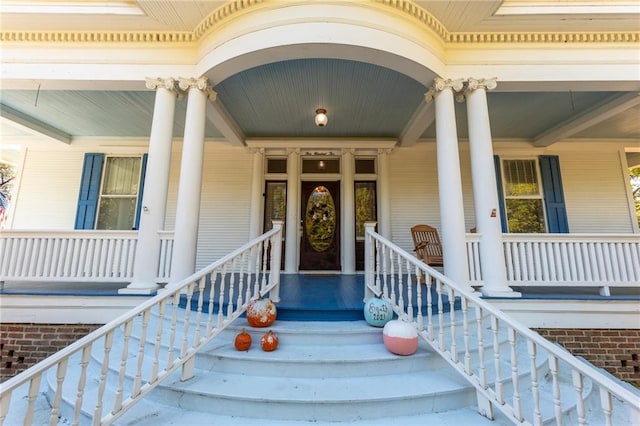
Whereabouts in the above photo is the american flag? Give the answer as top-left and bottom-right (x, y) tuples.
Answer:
(0, 192), (7, 228)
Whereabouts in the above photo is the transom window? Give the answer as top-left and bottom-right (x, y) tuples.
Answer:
(96, 156), (142, 230)
(502, 159), (546, 233)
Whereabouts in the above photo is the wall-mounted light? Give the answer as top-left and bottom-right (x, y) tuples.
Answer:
(318, 160), (326, 169)
(314, 108), (328, 127)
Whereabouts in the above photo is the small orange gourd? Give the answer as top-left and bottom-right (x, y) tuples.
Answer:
(260, 330), (279, 352)
(234, 328), (252, 351)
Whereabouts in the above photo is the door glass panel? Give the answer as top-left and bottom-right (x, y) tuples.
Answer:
(264, 182), (286, 232)
(355, 182), (376, 240)
(304, 185), (336, 252)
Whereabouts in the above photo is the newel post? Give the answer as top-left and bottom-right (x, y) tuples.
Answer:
(269, 220), (283, 302)
(364, 222), (377, 301)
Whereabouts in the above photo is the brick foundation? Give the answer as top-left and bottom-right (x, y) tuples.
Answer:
(536, 328), (640, 386)
(0, 323), (101, 382)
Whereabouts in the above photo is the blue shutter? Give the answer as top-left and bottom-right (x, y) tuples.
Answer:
(493, 155), (508, 232)
(539, 155), (569, 233)
(134, 153), (148, 230)
(74, 153), (104, 229)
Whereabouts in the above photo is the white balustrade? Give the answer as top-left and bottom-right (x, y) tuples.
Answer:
(0, 230), (175, 284)
(364, 226), (640, 425)
(466, 233), (640, 291)
(0, 223), (283, 425)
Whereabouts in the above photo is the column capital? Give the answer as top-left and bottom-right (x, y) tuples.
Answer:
(178, 77), (217, 100)
(425, 78), (465, 102)
(467, 77), (498, 92)
(145, 77), (178, 92)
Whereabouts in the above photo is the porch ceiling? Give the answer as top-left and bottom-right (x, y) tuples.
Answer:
(0, 1), (639, 150)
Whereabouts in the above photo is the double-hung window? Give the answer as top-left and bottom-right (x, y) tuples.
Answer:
(502, 159), (546, 233)
(495, 155), (568, 233)
(75, 153), (147, 230)
(96, 156), (142, 230)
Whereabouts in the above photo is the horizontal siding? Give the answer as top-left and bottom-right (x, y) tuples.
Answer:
(388, 144), (477, 253)
(164, 144), (253, 269)
(559, 149), (632, 233)
(12, 150), (84, 229)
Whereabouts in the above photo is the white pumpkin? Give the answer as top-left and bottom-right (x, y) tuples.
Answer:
(382, 319), (418, 356)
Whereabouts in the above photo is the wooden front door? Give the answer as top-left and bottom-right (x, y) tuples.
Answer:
(299, 181), (341, 270)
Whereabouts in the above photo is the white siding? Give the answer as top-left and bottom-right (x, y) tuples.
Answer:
(559, 148), (633, 233)
(164, 144), (253, 269)
(11, 149), (85, 229)
(388, 145), (439, 253)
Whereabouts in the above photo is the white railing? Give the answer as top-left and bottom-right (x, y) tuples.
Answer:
(0, 222), (283, 425)
(365, 223), (639, 426)
(465, 233), (640, 294)
(0, 230), (175, 284)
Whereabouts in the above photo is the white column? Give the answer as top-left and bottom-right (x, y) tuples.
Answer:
(249, 149), (264, 239)
(342, 149), (356, 273)
(121, 78), (177, 295)
(168, 77), (212, 286)
(466, 78), (520, 297)
(284, 149), (300, 273)
(431, 78), (471, 288)
(377, 149), (392, 239)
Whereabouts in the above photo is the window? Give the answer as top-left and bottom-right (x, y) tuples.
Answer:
(502, 159), (546, 233)
(96, 156), (143, 230)
(75, 153), (147, 230)
(496, 156), (568, 233)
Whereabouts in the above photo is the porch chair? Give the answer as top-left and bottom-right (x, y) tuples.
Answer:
(411, 224), (444, 268)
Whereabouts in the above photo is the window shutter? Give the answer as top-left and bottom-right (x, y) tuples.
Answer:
(74, 153), (104, 229)
(493, 155), (508, 232)
(539, 155), (569, 233)
(134, 153), (148, 230)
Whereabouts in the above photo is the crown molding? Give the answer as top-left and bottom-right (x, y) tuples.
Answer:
(0, 0), (638, 45)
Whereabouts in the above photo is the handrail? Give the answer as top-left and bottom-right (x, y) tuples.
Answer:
(364, 223), (639, 425)
(0, 222), (283, 425)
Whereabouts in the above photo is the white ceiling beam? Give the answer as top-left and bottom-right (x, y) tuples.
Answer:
(533, 92), (640, 147)
(205, 97), (245, 147)
(0, 104), (72, 144)
(398, 99), (435, 147)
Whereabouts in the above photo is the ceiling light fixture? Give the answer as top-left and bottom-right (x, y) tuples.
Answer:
(314, 108), (328, 127)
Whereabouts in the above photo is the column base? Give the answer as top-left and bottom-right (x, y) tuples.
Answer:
(119, 283), (159, 295)
(480, 287), (521, 298)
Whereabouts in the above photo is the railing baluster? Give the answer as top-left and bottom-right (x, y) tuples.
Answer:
(405, 258), (413, 322)
(509, 328), (522, 421)
(181, 283), (195, 357)
(218, 265), (227, 328)
(448, 287), (457, 363)
(226, 258), (237, 319)
(166, 292), (180, 370)
(113, 320), (133, 413)
(548, 355), (563, 425)
(194, 276), (207, 344)
(490, 315), (504, 404)
(24, 375), (41, 426)
(72, 345), (92, 426)
(572, 370), (586, 425)
(93, 331), (114, 424)
(599, 387), (614, 426)
(133, 310), (150, 396)
(475, 306), (487, 389)
(415, 265), (423, 331)
(462, 298), (471, 374)
(527, 340), (542, 426)
(49, 359), (68, 426)
(208, 269), (218, 334)
(425, 274), (434, 341)
(437, 280), (445, 351)
(151, 299), (167, 382)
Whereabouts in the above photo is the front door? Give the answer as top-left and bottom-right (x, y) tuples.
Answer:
(299, 181), (341, 270)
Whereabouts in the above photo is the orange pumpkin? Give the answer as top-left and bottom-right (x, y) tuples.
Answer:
(246, 297), (277, 327)
(234, 328), (252, 351)
(260, 330), (279, 352)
